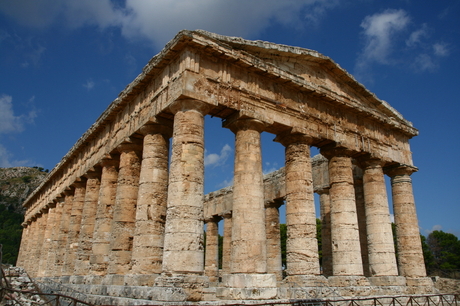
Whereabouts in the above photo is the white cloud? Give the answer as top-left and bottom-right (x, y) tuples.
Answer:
(433, 43), (449, 57)
(0, 0), (340, 47)
(358, 9), (410, 67)
(0, 95), (25, 134)
(83, 79), (95, 90)
(0, 144), (30, 167)
(412, 54), (437, 72)
(406, 23), (429, 47)
(263, 162), (279, 175)
(204, 144), (232, 168)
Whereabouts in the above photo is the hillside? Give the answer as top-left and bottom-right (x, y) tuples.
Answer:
(0, 167), (47, 264)
(0, 167), (48, 213)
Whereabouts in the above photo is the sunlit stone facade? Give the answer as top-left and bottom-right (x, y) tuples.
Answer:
(17, 30), (432, 303)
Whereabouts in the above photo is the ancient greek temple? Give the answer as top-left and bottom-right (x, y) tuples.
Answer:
(17, 30), (434, 303)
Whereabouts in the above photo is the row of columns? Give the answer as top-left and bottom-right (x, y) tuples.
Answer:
(17, 98), (426, 286)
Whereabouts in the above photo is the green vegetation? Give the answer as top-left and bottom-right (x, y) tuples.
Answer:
(421, 230), (460, 277)
(0, 204), (24, 264)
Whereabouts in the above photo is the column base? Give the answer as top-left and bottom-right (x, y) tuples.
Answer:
(284, 275), (328, 287)
(124, 274), (160, 286)
(406, 277), (435, 294)
(327, 275), (371, 287)
(154, 274), (210, 302)
(101, 274), (126, 286)
(368, 275), (406, 286)
(217, 274), (278, 300)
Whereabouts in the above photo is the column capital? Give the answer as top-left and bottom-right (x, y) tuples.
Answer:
(71, 177), (87, 188)
(84, 167), (102, 179)
(223, 117), (266, 134)
(358, 156), (385, 168)
(117, 138), (142, 153)
(274, 130), (314, 147)
(384, 164), (418, 177)
(138, 120), (173, 138)
(169, 98), (213, 115)
(320, 144), (355, 160)
(99, 154), (119, 168)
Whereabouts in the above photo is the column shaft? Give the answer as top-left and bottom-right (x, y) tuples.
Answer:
(265, 203), (283, 281)
(162, 100), (208, 275)
(228, 118), (266, 273)
(90, 157), (118, 276)
(222, 214), (232, 274)
(319, 189), (332, 276)
(75, 170), (101, 276)
(38, 206), (56, 277)
(388, 166), (426, 277)
(46, 197), (64, 277)
(362, 160), (398, 276)
(56, 191), (74, 276)
(108, 142), (142, 276)
(322, 149), (363, 276)
(205, 218), (220, 281)
(281, 136), (319, 276)
(63, 180), (86, 276)
(131, 124), (171, 275)
(353, 166), (370, 276)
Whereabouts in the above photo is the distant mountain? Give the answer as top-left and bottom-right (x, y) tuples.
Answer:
(0, 167), (48, 214)
(0, 167), (47, 264)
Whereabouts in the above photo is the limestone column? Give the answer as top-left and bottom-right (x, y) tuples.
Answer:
(33, 212), (47, 277)
(38, 204), (56, 277)
(89, 155), (118, 277)
(318, 188), (332, 276)
(353, 165), (370, 276)
(221, 212), (232, 274)
(16, 221), (30, 268)
(131, 122), (172, 281)
(226, 117), (267, 275)
(386, 165), (426, 278)
(205, 217), (220, 282)
(74, 168), (102, 277)
(361, 158), (398, 277)
(320, 147), (363, 276)
(63, 179), (87, 276)
(162, 99), (210, 275)
(107, 140), (142, 281)
(265, 201), (283, 281)
(276, 133), (320, 277)
(56, 189), (74, 277)
(46, 196), (64, 277)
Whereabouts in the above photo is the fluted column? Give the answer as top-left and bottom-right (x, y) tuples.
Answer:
(46, 196), (64, 277)
(265, 201), (283, 281)
(16, 222), (30, 268)
(56, 190), (74, 277)
(63, 179), (87, 276)
(205, 217), (220, 282)
(221, 212), (232, 274)
(131, 122), (172, 282)
(361, 158), (398, 276)
(74, 168), (102, 276)
(33, 212), (48, 277)
(162, 99), (210, 275)
(27, 215), (41, 277)
(90, 155), (119, 276)
(318, 188), (332, 276)
(107, 140), (142, 280)
(275, 133), (320, 276)
(38, 204), (56, 277)
(226, 117), (267, 274)
(386, 165), (426, 278)
(320, 147), (363, 276)
(353, 165), (370, 276)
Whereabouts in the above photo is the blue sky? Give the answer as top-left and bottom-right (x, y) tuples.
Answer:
(0, 0), (459, 237)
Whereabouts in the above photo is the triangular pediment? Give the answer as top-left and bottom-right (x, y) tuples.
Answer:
(172, 30), (417, 137)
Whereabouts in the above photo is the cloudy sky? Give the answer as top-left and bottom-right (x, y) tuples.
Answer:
(0, 0), (459, 237)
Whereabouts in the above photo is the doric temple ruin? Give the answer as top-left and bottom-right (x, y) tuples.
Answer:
(17, 30), (435, 303)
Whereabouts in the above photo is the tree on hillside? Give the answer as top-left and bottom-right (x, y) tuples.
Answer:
(425, 230), (460, 274)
